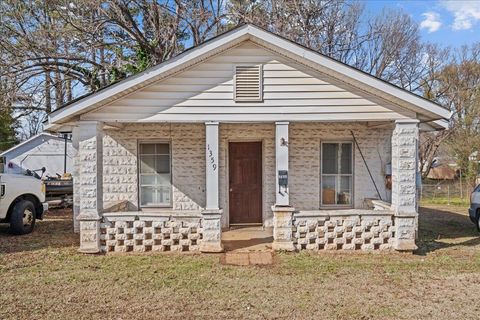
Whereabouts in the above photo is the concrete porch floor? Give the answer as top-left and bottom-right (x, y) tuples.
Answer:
(222, 226), (274, 252)
(220, 226), (274, 265)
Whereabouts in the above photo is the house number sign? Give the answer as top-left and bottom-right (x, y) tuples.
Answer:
(207, 144), (217, 171)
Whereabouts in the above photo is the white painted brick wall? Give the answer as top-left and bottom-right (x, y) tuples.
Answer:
(290, 123), (392, 210)
(99, 122), (392, 229)
(103, 123), (205, 211)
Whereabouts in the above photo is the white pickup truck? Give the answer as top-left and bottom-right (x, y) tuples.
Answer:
(0, 174), (48, 234)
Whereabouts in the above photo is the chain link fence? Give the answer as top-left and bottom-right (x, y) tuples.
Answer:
(420, 180), (471, 205)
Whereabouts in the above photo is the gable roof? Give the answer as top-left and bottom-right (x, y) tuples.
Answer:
(47, 24), (451, 129)
(0, 133), (68, 156)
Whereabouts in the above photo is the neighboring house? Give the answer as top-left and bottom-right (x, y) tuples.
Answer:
(426, 157), (458, 180)
(46, 24), (450, 254)
(0, 133), (73, 177)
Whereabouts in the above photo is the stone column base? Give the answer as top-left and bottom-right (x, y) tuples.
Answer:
(77, 213), (102, 254)
(199, 241), (224, 253)
(73, 204), (80, 234)
(272, 206), (296, 252)
(272, 241), (296, 251)
(393, 213), (418, 252)
(200, 209), (224, 253)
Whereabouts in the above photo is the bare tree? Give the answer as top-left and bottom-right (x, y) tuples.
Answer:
(173, 0), (227, 46)
(416, 44), (452, 178)
(227, 0), (366, 64)
(440, 44), (480, 187)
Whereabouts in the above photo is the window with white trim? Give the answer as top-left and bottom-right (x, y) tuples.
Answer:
(321, 142), (353, 206)
(234, 65), (263, 101)
(139, 142), (171, 207)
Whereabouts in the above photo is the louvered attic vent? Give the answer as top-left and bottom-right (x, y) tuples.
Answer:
(234, 65), (263, 102)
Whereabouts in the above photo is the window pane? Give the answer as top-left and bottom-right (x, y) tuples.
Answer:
(322, 176), (336, 205)
(140, 144), (156, 155)
(321, 142), (353, 206)
(140, 186), (155, 206)
(156, 155), (170, 174)
(140, 155), (155, 173)
(322, 143), (338, 174)
(140, 174), (156, 185)
(156, 144), (170, 154)
(158, 186), (171, 203)
(340, 143), (352, 174)
(139, 143), (171, 206)
(157, 173), (171, 186)
(338, 176), (352, 205)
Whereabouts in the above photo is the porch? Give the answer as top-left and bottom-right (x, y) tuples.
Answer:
(74, 120), (419, 253)
(97, 206), (399, 253)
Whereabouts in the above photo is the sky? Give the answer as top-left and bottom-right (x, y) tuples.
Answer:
(364, 0), (480, 47)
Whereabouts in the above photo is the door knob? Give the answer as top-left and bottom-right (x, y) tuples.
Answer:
(229, 188), (233, 192)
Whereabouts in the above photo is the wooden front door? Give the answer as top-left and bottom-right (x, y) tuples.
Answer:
(229, 142), (262, 224)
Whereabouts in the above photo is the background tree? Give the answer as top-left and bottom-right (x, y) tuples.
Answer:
(0, 0), (226, 140)
(418, 44), (452, 179)
(0, 74), (19, 151)
(441, 45), (480, 187)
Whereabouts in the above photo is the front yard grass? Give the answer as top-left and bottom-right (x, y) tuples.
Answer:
(1, 206), (480, 320)
(421, 197), (470, 206)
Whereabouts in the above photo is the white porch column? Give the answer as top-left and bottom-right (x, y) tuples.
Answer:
(275, 121), (290, 206)
(272, 121), (295, 251)
(77, 121), (104, 253)
(200, 121), (223, 252)
(205, 121), (219, 210)
(391, 119), (419, 252)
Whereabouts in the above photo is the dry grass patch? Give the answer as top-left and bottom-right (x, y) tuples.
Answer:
(1, 206), (480, 319)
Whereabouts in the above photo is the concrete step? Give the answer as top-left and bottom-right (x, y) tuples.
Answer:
(220, 251), (273, 266)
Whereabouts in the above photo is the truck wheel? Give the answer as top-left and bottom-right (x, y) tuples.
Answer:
(10, 200), (36, 235)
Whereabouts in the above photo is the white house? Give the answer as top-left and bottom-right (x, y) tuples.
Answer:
(1, 133), (73, 177)
(46, 24), (450, 254)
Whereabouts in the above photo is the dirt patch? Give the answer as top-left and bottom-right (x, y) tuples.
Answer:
(0, 207), (77, 254)
(417, 204), (479, 255)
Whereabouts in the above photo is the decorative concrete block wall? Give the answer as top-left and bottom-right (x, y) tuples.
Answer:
(292, 212), (394, 251)
(272, 209), (395, 251)
(100, 214), (203, 253)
